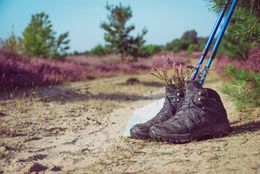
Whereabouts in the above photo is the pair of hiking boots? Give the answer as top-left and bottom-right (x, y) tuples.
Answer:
(130, 80), (232, 143)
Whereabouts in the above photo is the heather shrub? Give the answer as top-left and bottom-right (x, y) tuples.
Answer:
(0, 49), (86, 90)
(70, 56), (151, 77)
(215, 47), (260, 73)
(151, 53), (193, 89)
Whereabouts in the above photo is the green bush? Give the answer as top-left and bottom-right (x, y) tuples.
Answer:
(221, 65), (260, 108)
(165, 30), (206, 53)
(165, 39), (181, 52)
(187, 44), (199, 53)
(139, 44), (162, 57)
(181, 30), (198, 45)
(90, 44), (111, 56)
(72, 50), (89, 56)
(165, 39), (188, 53)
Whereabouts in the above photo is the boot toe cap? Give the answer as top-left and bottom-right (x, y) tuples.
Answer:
(149, 122), (188, 138)
(149, 124), (171, 138)
(130, 124), (150, 139)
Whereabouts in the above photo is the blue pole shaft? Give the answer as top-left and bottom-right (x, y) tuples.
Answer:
(191, 1), (228, 80)
(199, 0), (238, 84)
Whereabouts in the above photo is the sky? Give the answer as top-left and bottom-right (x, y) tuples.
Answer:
(0, 0), (218, 52)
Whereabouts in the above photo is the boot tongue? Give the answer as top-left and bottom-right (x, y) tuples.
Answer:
(185, 80), (202, 98)
(165, 84), (177, 96)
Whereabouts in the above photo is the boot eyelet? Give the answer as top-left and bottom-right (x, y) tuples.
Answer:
(176, 98), (180, 102)
(198, 97), (201, 101)
(198, 91), (202, 96)
(177, 92), (180, 96)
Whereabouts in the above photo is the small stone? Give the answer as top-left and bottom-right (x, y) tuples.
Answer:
(126, 78), (140, 85)
(0, 112), (7, 117)
(51, 166), (62, 171)
(29, 163), (48, 173)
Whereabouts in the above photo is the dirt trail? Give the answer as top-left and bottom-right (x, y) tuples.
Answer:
(0, 72), (259, 174)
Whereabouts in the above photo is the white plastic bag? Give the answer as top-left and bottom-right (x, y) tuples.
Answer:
(124, 98), (165, 136)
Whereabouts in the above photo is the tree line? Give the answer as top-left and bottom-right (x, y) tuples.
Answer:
(1, 1), (258, 61)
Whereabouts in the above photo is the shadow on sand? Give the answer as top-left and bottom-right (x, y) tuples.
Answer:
(0, 84), (164, 104)
(230, 121), (260, 136)
(195, 121), (260, 142)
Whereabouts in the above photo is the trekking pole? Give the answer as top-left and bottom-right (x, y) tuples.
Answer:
(199, 0), (238, 84)
(191, 0), (229, 80)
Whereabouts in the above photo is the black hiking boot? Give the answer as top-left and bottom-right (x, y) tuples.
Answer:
(149, 80), (232, 143)
(130, 85), (184, 139)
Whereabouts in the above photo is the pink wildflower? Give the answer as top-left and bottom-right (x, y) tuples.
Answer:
(161, 55), (169, 71)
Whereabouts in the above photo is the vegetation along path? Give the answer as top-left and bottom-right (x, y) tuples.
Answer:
(0, 69), (259, 174)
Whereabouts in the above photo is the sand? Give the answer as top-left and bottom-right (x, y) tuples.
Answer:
(0, 73), (259, 174)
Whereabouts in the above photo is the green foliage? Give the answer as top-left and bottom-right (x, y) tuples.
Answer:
(221, 65), (260, 108)
(100, 3), (147, 61)
(187, 44), (200, 53)
(198, 37), (208, 50)
(165, 39), (182, 53)
(209, 1), (260, 108)
(90, 44), (111, 56)
(2, 30), (21, 53)
(139, 44), (162, 57)
(165, 39), (189, 53)
(181, 30), (198, 44)
(20, 12), (70, 58)
(71, 50), (89, 56)
(207, 0), (260, 59)
(165, 30), (205, 53)
(217, 35), (250, 59)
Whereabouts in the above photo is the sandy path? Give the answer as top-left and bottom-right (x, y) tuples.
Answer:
(0, 73), (259, 174)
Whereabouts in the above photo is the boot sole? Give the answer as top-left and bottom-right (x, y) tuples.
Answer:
(149, 123), (232, 144)
(130, 128), (150, 140)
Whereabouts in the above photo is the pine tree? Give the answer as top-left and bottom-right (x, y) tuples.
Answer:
(21, 12), (70, 58)
(207, 0), (260, 58)
(101, 3), (147, 61)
